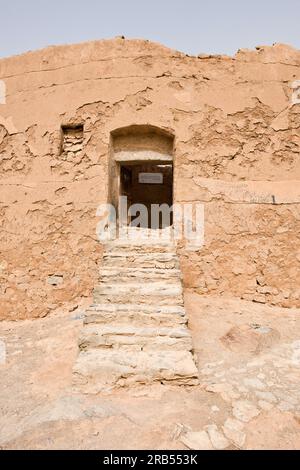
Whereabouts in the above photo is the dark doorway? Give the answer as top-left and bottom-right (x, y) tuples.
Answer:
(119, 162), (173, 229)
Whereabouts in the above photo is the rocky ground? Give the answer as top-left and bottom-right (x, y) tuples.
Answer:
(0, 292), (300, 450)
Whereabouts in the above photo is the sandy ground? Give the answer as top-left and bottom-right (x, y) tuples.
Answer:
(0, 293), (300, 450)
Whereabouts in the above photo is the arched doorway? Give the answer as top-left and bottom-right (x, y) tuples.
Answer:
(110, 125), (174, 229)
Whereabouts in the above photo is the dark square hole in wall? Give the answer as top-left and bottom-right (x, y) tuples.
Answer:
(61, 124), (84, 154)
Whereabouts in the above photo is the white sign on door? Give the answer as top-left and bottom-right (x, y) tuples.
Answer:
(139, 173), (163, 184)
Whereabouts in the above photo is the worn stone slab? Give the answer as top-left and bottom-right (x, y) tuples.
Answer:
(73, 349), (199, 392)
(84, 304), (187, 327)
(79, 324), (193, 351)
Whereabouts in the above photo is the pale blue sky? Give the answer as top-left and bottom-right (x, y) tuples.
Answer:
(0, 0), (299, 58)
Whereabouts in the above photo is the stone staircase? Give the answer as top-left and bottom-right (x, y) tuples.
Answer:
(73, 230), (199, 393)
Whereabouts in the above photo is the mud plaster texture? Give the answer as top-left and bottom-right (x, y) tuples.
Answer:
(0, 38), (300, 320)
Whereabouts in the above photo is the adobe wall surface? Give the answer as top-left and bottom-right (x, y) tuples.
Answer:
(0, 38), (299, 320)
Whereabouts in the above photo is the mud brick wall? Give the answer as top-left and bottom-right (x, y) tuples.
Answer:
(0, 39), (299, 319)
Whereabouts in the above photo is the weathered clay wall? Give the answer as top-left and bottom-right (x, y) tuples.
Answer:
(0, 38), (299, 319)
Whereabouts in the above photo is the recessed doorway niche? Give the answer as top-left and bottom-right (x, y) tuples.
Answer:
(109, 125), (174, 229)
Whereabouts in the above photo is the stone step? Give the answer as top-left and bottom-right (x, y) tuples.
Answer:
(73, 349), (199, 392)
(94, 293), (183, 306)
(99, 267), (182, 283)
(102, 251), (179, 269)
(93, 282), (183, 305)
(79, 324), (193, 352)
(117, 227), (174, 240)
(104, 240), (176, 253)
(94, 281), (183, 306)
(85, 304), (187, 327)
(94, 281), (183, 295)
(88, 303), (186, 315)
